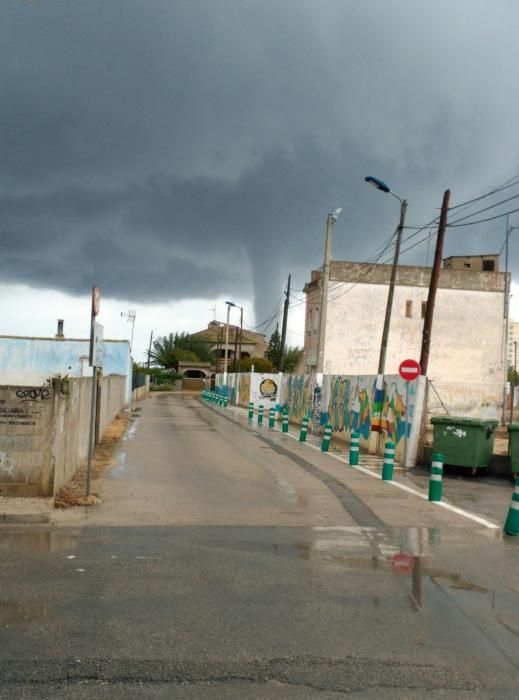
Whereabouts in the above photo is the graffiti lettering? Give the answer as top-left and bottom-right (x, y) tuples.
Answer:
(15, 388), (50, 402)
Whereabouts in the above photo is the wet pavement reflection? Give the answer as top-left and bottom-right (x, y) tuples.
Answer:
(0, 523), (518, 692)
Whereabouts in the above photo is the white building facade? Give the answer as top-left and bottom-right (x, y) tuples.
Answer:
(303, 258), (508, 415)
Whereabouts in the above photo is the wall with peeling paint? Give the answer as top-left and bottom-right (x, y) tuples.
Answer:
(0, 335), (132, 404)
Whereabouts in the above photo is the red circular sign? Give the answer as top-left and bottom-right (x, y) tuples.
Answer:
(399, 359), (421, 382)
(392, 552), (413, 576)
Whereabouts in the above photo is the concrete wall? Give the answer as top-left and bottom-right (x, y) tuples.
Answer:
(182, 377), (205, 391)
(0, 336), (132, 404)
(0, 374), (129, 497)
(132, 376), (150, 402)
(0, 386), (54, 496)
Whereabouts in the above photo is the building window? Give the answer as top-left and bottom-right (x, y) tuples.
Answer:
(421, 301), (427, 319)
(482, 259), (495, 271)
(464, 263), (471, 268)
(405, 300), (412, 318)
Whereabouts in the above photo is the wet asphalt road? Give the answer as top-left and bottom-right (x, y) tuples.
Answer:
(1, 394), (519, 698)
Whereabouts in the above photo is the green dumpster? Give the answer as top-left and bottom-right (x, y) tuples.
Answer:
(508, 424), (519, 479)
(431, 416), (498, 471)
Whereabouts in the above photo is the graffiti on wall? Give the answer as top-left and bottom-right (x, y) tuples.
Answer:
(283, 374), (316, 424)
(250, 374), (278, 407)
(238, 373), (251, 406)
(324, 375), (412, 445)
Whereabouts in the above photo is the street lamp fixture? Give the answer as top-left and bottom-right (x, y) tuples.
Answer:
(364, 176), (408, 376)
(223, 301), (237, 385)
(315, 208), (343, 373)
(365, 176), (408, 436)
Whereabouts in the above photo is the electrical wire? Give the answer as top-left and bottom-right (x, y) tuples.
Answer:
(448, 192), (519, 225)
(448, 174), (519, 212)
(447, 205), (519, 227)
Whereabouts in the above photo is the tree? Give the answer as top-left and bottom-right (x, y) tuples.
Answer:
(150, 333), (207, 371)
(508, 366), (519, 386)
(239, 356), (273, 372)
(150, 333), (177, 369)
(265, 327), (282, 370)
(283, 346), (303, 373)
(173, 332), (214, 363)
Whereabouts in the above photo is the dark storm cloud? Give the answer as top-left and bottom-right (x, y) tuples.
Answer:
(1, 0), (519, 320)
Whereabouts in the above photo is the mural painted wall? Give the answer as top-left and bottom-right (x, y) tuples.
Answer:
(281, 374), (317, 425)
(321, 374), (419, 455)
(238, 373), (251, 406)
(214, 370), (425, 464)
(250, 374), (279, 407)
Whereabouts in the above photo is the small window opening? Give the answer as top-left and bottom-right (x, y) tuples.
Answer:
(421, 301), (427, 319)
(482, 259), (495, 271)
(405, 300), (412, 318)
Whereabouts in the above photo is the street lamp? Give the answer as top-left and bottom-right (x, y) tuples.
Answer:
(315, 208), (343, 373)
(364, 176), (408, 376)
(223, 301), (237, 386)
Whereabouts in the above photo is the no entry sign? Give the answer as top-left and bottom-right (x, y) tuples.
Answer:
(392, 552), (413, 576)
(399, 359), (421, 382)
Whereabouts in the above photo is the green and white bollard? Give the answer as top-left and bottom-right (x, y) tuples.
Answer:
(321, 423), (332, 452)
(258, 404), (264, 426)
(299, 416), (310, 442)
(504, 476), (519, 535)
(349, 431), (360, 466)
(382, 440), (395, 480)
(269, 407), (275, 429)
(282, 408), (289, 433)
(428, 453), (444, 502)
(248, 402), (254, 423)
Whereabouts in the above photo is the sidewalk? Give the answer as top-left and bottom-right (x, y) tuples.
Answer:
(0, 497), (52, 524)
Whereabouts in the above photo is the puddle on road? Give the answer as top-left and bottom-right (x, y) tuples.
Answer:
(106, 411), (142, 478)
(0, 600), (50, 625)
(0, 530), (80, 553)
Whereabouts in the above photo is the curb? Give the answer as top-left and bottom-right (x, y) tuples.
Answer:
(0, 513), (50, 525)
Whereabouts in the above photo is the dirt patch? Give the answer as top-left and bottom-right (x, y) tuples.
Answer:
(54, 411), (130, 508)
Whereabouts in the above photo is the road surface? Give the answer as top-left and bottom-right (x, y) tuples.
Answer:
(1, 393), (518, 698)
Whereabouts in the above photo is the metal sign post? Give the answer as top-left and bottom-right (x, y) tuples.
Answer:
(86, 286), (103, 497)
(398, 359), (421, 475)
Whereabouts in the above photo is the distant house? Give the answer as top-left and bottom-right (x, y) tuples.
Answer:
(191, 321), (266, 371)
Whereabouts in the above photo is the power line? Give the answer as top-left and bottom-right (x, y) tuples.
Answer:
(448, 175), (519, 212)
(448, 191), (519, 225)
(448, 205), (519, 228)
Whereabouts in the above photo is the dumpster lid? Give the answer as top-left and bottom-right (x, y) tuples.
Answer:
(431, 415), (498, 428)
(508, 423), (519, 432)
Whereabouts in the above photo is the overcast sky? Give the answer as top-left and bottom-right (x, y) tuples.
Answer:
(2, 0), (519, 362)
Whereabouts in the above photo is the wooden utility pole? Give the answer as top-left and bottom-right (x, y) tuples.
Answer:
(419, 189), (451, 375)
(279, 274), (291, 372)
